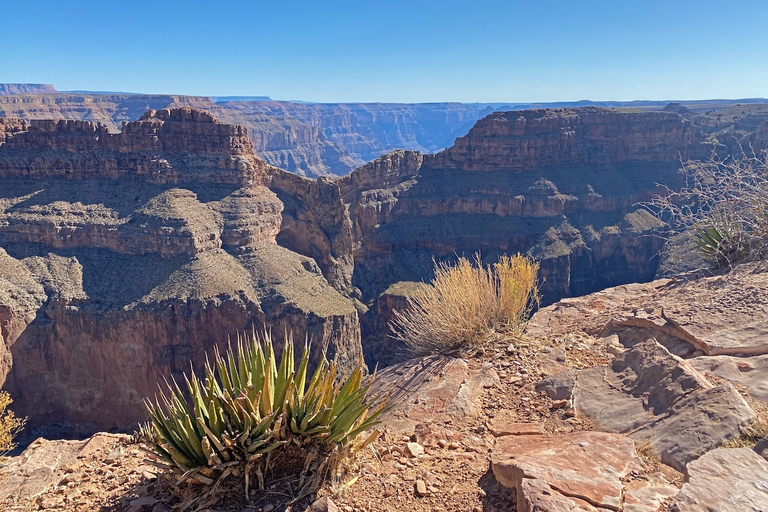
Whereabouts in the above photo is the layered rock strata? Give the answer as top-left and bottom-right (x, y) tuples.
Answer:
(0, 109), (361, 435)
(339, 107), (695, 305)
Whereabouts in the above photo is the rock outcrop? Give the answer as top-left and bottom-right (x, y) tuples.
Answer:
(0, 84), (58, 96)
(338, 107), (693, 304)
(0, 109), (361, 436)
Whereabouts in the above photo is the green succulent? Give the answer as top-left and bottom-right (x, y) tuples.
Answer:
(693, 226), (732, 265)
(141, 331), (387, 496)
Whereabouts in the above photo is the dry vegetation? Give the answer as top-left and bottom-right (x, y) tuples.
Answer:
(0, 391), (25, 457)
(390, 254), (540, 356)
(647, 152), (768, 268)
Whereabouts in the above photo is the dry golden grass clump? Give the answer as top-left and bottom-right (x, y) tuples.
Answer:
(390, 254), (540, 356)
(141, 331), (387, 509)
(0, 391), (25, 456)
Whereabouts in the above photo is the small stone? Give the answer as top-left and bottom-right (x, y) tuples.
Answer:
(263, 504), (275, 512)
(405, 442), (424, 457)
(306, 497), (339, 512)
(129, 496), (158, 508)
(415, 480), (428, 496)
(551, 399), (569, 409)
(105, 445), (123, 464)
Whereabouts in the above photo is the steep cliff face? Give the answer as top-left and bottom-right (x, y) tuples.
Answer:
(1, 94), (494, 178)
(341, 108), (692, 305)
(0, 84), (58, 95)
(0, 109), (361, 435)
(216, 101), (493, 177)
(0, 94), (218, 132)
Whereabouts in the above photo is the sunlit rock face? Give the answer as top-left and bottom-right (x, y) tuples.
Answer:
(339, 107), (694, 304)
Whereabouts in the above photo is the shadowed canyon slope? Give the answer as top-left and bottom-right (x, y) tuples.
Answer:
(0, 103), (763, 438)
(0, 109), (361, 436)
(340, 107), (697, 304)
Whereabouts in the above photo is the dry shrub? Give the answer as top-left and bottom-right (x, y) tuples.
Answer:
(0, 391), (25, 456)
(390, 254), (539, 356)
(647, 152), (768, 268)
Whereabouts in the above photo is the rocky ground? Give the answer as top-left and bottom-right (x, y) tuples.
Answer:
(2, 262), (768, 511)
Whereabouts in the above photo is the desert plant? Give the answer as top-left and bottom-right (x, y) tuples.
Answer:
(389, 253), (539, 356)
(0, 391), (25, 456)
(647, 152), (768, 268)
(141, 331), (387, 509)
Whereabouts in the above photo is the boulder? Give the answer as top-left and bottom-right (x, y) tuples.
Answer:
(574, 339), (755, 472)
(670, 448), (768, 511)
(492, 431), (640, 511)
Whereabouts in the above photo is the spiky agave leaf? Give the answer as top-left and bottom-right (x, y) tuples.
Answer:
(141, 330), (388, 505)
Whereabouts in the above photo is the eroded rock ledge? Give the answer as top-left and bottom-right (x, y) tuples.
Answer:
(0, 108), (361, 436)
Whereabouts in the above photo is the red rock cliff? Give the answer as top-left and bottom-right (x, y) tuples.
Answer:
(0, 108), (362, 436)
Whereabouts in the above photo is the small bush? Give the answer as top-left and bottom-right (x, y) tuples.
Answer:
(647, 153), (768, 268)
(141, 332), (387, 509)
(0, 391), (25, 456)
(390, 254), (540, 356)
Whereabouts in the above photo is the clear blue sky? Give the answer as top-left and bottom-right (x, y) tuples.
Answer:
(3, 1), (768, 103)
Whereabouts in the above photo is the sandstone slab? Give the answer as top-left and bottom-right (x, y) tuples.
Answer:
(611, 263), (768, 356)
(689, 354), (768, 402)
(492, 431), (640, 511)
(574, 338), (709, 433)
(632, 382), (756, 473)
(574, 338), (754, 472)
(534, 368), (577, 401)
(670, 448), (768, 511)
(623, 485), (680, 512)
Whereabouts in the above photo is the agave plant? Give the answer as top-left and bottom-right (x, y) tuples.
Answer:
(141, 331), (387, 503)
(694, 226), (729, 264)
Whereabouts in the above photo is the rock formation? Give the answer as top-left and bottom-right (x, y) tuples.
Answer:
(340, 107), (695, 305)
(0, 84), (58, 96)
(0, 108), (361, 436)
(0, 93), (495, 178)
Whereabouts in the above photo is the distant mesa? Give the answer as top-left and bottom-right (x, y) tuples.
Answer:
(0, 83), (58, 95)
(212, 96), (273, 102)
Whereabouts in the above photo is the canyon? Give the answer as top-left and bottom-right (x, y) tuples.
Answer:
(2, 101), (768, 440)
(0, 90), (495, 178)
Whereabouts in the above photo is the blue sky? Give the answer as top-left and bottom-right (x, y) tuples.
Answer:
(3, 1), (768, 103)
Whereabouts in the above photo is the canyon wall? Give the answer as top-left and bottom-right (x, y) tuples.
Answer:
(339, 107), (696, 306)
(3, 103), (764, 435)
(0, 109), (361, 436)
(217, 101), (494, 176)
(0, 93), (494, 178)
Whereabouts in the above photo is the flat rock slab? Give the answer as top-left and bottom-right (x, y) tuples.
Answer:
(633, 382), (756, 473)
(528, 262), (768, 357)
(373, 356), (470, 432)
(574, 338), (755, 472)
(492, 431), (640, 511)
(574, 338), (709, 434)
(0, 438), (86, 500)
(670, 448), (768, 511)
(613, 263), (768, 356)
(623, 485), (680, 512)
(689, 354), (768, 402)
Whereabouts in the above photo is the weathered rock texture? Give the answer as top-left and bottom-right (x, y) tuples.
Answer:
(0, 94), (494, 178)
(574, 339), (755, 472)
(338, 107), (694, 304)
(0, 84), (58, 96)
(0, 109), (361, 435)
(670, 448), (768, 512)
(492, 431), (641, 511)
